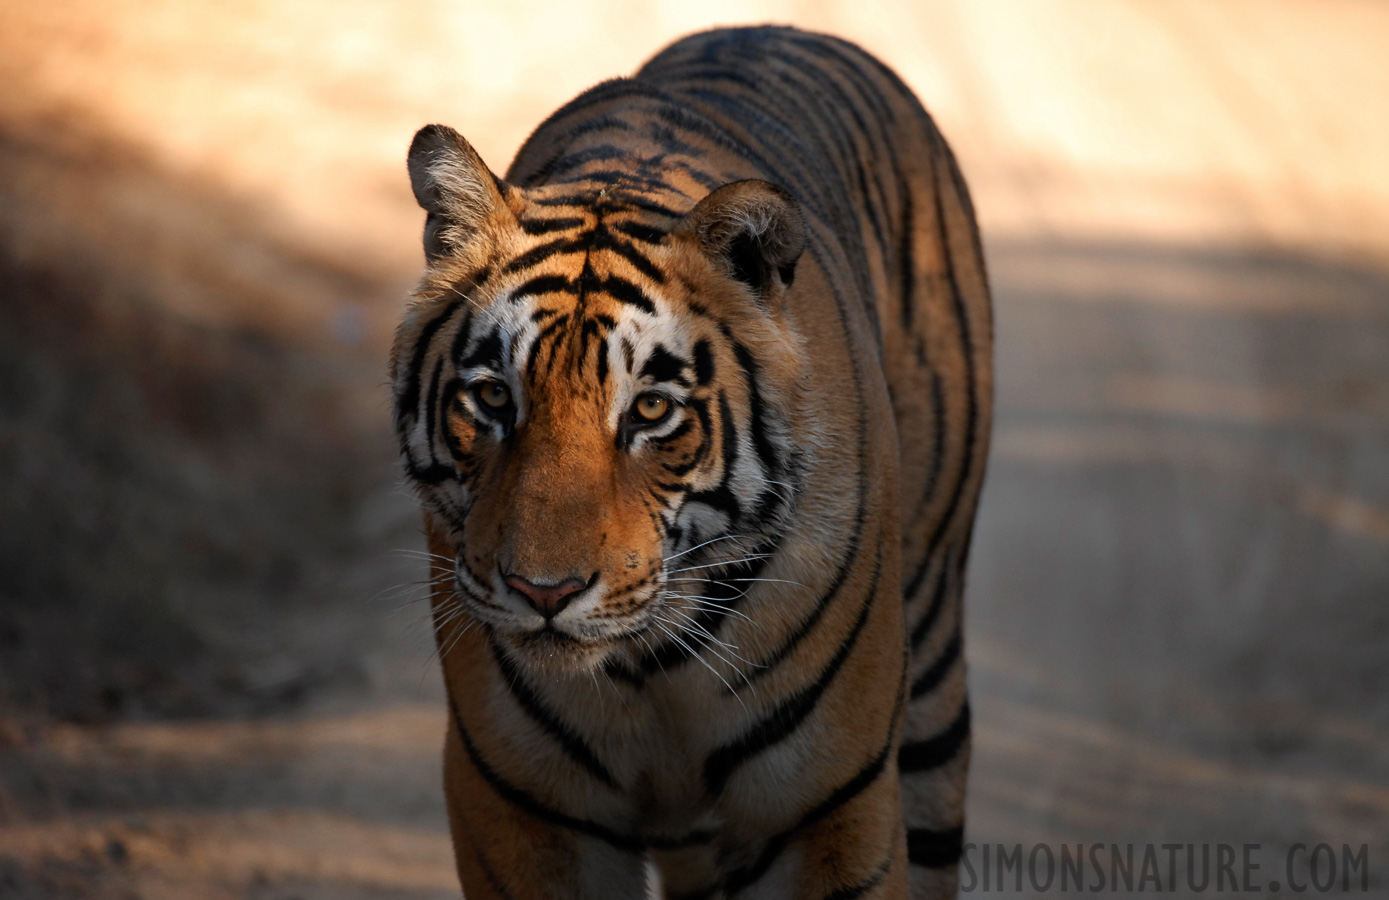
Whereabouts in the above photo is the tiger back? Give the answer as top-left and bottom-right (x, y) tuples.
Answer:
(390, 26), (992, 900)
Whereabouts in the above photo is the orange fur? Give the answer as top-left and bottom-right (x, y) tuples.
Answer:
(393, 26), (991, 899)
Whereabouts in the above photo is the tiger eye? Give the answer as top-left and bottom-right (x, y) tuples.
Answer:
(477, 382), (511, 410)
(634, 393), (670, 422)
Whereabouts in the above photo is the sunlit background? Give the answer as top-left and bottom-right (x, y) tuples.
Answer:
(2, 1), (1387, 897)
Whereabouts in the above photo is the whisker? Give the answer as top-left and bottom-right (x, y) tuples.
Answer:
(658, 608), (756, 668)
(666, 575), (806, 589)
(633, 631), (666, 681)
(663, 533), (751, 563)
(650, 620), (746, 710)
(666, 596), (757, 625)
(664, 555), (772, 575)
(388, 548), (458, 564)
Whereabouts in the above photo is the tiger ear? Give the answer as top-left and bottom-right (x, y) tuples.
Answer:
(407, 124), (510, 264)
(679, 180), (806, 310)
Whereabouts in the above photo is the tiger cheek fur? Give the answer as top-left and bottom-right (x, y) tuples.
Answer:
(392, 25), (991, 900)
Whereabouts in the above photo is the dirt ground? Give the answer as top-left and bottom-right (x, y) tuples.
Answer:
(1, 1), (1387, 897)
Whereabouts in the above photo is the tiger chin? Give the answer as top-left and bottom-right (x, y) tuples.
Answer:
(391, 25), (991, 900)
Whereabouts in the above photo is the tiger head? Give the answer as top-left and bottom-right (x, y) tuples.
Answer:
(391, 125), (810, 673)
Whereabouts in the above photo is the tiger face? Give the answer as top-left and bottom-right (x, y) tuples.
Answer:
(392, 126), (809, 673)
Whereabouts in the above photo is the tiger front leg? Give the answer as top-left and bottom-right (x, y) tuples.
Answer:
(432, 588), (648, 900)
(441, 720), (649, 900)
(701, 764), (910, 900)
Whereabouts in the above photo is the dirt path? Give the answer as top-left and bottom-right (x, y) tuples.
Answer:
(3, 2), (1387, 897)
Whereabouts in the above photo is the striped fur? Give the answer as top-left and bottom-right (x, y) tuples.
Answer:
(390, 26), (992, 900)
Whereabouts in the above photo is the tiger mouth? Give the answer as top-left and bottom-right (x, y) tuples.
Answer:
(514, 625), (584, 649)
(504, 624), (628, 671)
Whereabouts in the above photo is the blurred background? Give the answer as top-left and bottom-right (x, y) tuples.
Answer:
(1, 1), (1386, 897)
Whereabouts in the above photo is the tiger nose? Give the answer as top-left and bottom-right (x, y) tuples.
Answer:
(504, 574), (588, 619)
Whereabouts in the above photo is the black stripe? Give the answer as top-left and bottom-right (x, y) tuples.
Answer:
(906, 826), (964, 868)
(785, 33), (897, 128)
(670, 160), (722, 190)
(904, 146), (982, 599)
(611, 194), (689, 219)
(442, 385), (471, 463)
(515, 116), (636, 184)
(470, 836), (518, 900)
(734, 370), (867, 689)
(666, 45), (873, 239)
(650, 416), (694, 447)
(602, 659), (644, 687)
(511, 274), (576, 300)
(448, 305), (477, 368)
(503, 236), (581, 274)
(679, 87), (826, 215)
(727, 338), (780, 477)
(649, 98), (829, 221)
(510, 80), (676, 181)
(490, 642), (620, 788)
(661, 395), (711, 477)
(567, 167), (684, 195)
(421, 357), (445, 468)
(641, 344), (690, 383)
(645, 829), (718, 851)
(394, 300), (461, 435)
(600, 274), (657, 315)
(640, 543), (772, 675)
(716, 391), (739, 480)
(668, 889), (716, 900)
(908, 555), (951, 652)
(941, 135), (988, 278)
(682, 392), (740, 521)
(678, 56), (871, 228)
(693, 339), (714, 385)
(596, 334), (610, 385)
(910, 628), (961, 699)
(683, 484), (738, 521)
(525, 313), (570, 377)
(519, 216), (586, 235)
(822, 852), (894, 900)
(539, 144), (630, 179)
(911, 370), (946, 528)
(403, 454), (455, 487)
(460, 327), (505, 370)
(528, 193), (598, 207)
(644, 119), (707, 157)
(898, 702), (970, 773)
(446, 692), (643, 854)
(703, 550), (880, 795)
(591, 228), (667, 283)
(612, 220), (668, 244)
(722, 733), (895, 895)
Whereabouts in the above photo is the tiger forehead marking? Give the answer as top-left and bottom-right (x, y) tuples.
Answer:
(389, 25), (992, 900)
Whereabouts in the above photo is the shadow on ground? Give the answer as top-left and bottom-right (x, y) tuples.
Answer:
(0, 116), (408, 724)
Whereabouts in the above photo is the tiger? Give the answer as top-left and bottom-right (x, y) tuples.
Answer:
(390, 25), (991, 900)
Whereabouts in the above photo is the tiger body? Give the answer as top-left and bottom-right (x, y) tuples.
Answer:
(391, 27), (991, 900)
